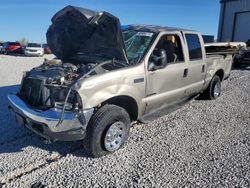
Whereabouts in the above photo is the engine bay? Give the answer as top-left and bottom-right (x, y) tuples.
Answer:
(26, 61), (99, 86)
(18, 58), (125, 111)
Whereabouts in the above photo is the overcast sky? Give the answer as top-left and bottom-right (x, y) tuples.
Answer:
(0, 0), (220, 43)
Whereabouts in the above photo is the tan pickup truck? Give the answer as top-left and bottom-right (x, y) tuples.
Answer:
(8, 6), (232, 157)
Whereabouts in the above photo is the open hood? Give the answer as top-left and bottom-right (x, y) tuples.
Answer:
(46, 5), (128, 63)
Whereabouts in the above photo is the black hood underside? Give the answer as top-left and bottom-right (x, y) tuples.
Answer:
(46, 5), (128, 64)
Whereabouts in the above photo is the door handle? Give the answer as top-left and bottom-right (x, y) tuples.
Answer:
(183, 68), (188, 77)
(201, 65), (205, 73)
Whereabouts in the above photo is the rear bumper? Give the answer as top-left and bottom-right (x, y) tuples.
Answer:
(8, 94), (94, 141)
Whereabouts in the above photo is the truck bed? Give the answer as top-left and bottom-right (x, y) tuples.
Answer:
(205, 42), (246, 56)
(203, 54), (233, 90)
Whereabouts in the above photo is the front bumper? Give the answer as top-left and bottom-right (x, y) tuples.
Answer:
(8, 94), (94, 141)
(25, 51), (43, 56)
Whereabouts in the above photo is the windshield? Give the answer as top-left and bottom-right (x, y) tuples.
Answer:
(27, 43), (41, 47)
(122, 30), (154, 64)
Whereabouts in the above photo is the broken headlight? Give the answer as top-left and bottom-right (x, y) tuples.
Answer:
(49, 87), (82, 111)
(54, 101), (73, 111)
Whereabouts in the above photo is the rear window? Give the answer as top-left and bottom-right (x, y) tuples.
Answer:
(185, 34), (203, 60)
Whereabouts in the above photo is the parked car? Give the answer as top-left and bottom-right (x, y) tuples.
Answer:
(24, 43), (44, 56)
(1, 42), (22, 55)
(42, 44), (52, 54)
(0, 42), (3, 53)
(8, 6), (233, 157)
(246, 39), (250, 47)
(234, 39), (250, 67)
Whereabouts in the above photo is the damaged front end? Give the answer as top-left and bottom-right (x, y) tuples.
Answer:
(8, 62), (94, 141)
(8, 5), (129, 141)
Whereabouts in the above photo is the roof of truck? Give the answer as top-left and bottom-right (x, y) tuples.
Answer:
(123, 24), (196, 33)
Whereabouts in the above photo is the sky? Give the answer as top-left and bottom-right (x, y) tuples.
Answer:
(0, 0), (221, 43)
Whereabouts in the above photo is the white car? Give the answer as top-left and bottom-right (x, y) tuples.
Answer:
(24, 43), (44, 56)
(0, 43), (3, 54)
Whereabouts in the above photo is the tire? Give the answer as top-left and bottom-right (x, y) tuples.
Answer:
(201, 75), (222, 100)
(84, 104), (131, 158)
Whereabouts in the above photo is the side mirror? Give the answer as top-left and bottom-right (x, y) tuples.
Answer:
(149, 49), (167, 71)
(148, 61), (156, 71)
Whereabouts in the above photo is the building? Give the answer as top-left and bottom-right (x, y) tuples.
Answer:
(218, 0), (250, 42)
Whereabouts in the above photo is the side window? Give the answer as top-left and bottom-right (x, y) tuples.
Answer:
(165, 34), (184, 63)
(150, 34), (184, 65)
(185, 34), (203, 60)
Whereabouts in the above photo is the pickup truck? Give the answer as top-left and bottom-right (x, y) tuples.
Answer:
(8, 6), (233, 157)
(234, 39), (250, 67)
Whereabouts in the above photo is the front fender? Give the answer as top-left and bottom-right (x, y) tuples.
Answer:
(75, 75), (146, 117)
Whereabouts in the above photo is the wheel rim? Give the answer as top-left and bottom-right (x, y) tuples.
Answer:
(104, 121), (126, 152)
(213, 82), (221, 97)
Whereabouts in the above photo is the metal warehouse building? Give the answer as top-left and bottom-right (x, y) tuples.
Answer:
(218, 0), (250, 42)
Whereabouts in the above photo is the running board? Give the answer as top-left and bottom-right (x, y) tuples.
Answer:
(138, 94), (199, 123)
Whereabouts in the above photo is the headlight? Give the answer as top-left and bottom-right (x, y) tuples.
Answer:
(49, 87), (81, 111)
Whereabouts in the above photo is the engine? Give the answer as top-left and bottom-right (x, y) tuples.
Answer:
(18, 61), (95, 111)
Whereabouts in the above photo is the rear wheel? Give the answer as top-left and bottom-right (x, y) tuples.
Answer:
(84, 105), (131, 158)
(233, 57), (241, 68)
(201, 75), (222, 100)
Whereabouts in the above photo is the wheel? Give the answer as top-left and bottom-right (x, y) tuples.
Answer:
(84, 105), (131, 157)
(202, 75), (222, 100)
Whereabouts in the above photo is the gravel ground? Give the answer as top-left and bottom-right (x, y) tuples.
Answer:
(0, 54), (249, 188)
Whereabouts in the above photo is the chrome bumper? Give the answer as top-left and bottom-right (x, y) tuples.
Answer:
(8, 94), (94, 141)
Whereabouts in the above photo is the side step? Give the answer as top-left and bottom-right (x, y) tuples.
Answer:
(138, 94), (199, 123)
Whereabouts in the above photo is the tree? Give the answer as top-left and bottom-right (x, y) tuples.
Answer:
(18, 37), (29, 46)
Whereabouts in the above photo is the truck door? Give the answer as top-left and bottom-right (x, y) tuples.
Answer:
(182, 32), (206, 96)
(144, 32), (188, 114)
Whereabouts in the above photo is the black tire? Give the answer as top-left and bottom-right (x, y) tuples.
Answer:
(201, 75), (222, 100)
(83, 105), (131, 158)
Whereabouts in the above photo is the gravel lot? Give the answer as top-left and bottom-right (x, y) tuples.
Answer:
(0, 54), (249, 187)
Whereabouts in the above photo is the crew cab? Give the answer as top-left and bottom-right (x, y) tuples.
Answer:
(8, 6), (233, 157)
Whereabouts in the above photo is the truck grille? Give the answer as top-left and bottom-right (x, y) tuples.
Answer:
(18, 77), (74, 111)
(19, 78), (45, 108)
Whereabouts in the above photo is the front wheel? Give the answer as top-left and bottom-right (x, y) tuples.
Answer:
(84, 105), (131, 158)
(202, 75), (222, 100)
